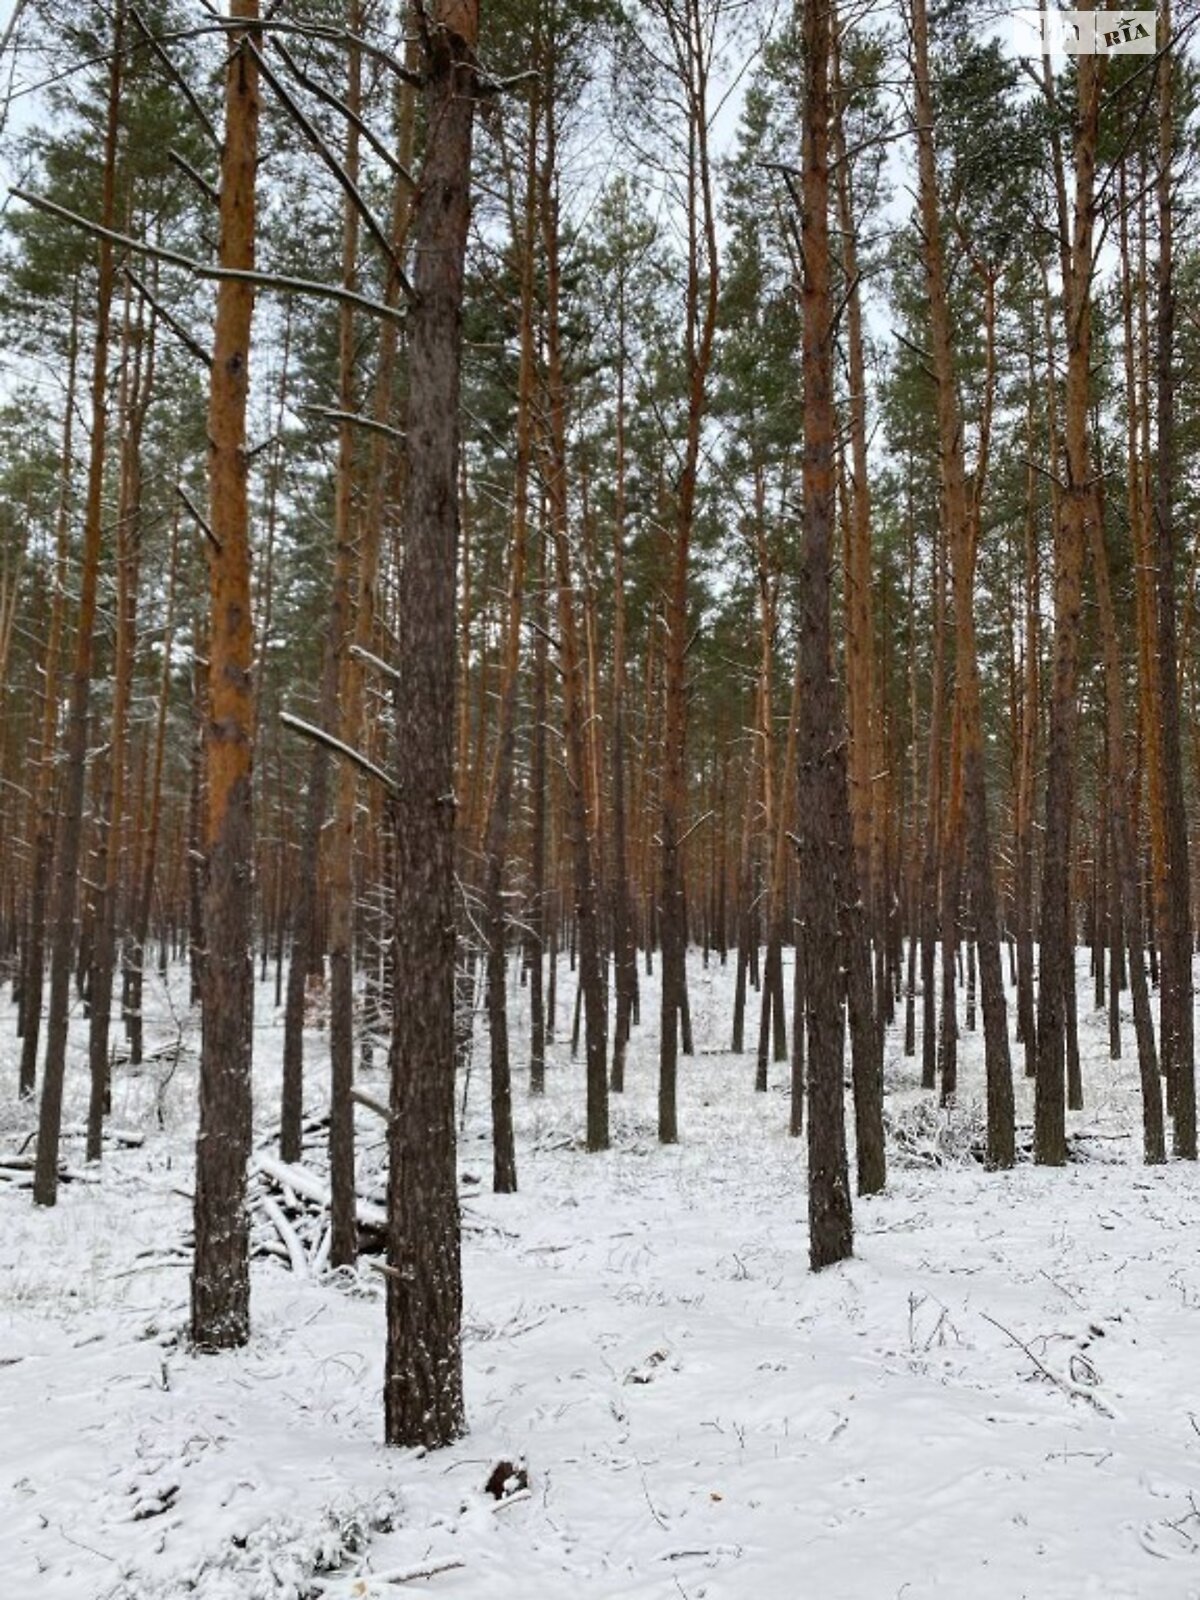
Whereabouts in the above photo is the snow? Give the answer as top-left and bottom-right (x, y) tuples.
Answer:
(3, 949), (1200, 1599)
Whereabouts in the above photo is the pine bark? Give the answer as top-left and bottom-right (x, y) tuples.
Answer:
(1088, 468), (1165, 1162)
(127, 504), (180, 1069)
(327, 38), (417, 1269)
(1035, 26), (1101, 1167)
(542, 85), (608, 1152)
(33, 3), (123, 1207)
(609, 296), (636, 1092)
(18, 283), (79, 1100)
(383, 0), (477, 1449)
(479, 75), (538, 1194)
(527, 508), (549, 1096)
(1014, 345), (1040, 1081)
(658, 0), (719, 1144)
(191, 0), (259, 1350)
(1154, 0), (1195, 1157)
(910, 0), (1014, 1166)
(833, 14), (883, 1035)
(798, 0), (854, 1268)
(281, 20), (366, 1167)
(87, 296), (150, 1162)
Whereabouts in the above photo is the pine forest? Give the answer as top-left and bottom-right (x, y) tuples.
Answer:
(2, 1), (1200, 1595)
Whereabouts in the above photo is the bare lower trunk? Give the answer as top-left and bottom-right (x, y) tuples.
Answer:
(542, 88), (607, 1152)
(383, 1), (477, 1450)
(191, 2), (259, 1350)
(1155, 1), (1195, 1157)
(127, 508), (180, 1073)
(910, 0), (1013, 1166)
(34, 6), (123, 1208)
(478, 75), (536, 1195)
(1087, 478), (1165, 1161)
(19, 284), (79, 1101)
(1035, 31), (1101, 1168)
(798, 0), (853, 1269)
(527, 516), (549, 1095)
(88, 293), (150, 1163)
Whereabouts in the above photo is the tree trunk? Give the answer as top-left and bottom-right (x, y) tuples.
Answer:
(610, 244), (636, 1092)
(798, 0), (854, 1269)
(478, 71), (538, 1194)
(542, 85), (608, 1153)
(383, 0), (477, 1450)
(658, 0), (719, 1146)
(190, 0), (259, 1350)
(833, 12), (883, 1037)
(1154, 0), (1195, 1157)
(1035, 23), (1101, 1167)
(33, 2), (123, 1208)
(1088, 466), (1165, 1162)
(1014, 344), (1040, 1080)
(919, 503), (946, 1092)
(327, 32), (418, 1268)
(127, 502), (181, 1070)
(18, 281), (79, 1101)
(188, 615), (207, 1008)
(87, 292), (151, 1162)
(528, 505), (549, 1095)
(910, 0), (1014, 1167)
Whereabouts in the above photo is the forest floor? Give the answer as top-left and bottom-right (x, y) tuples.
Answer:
(3, 952), (1200, 1600)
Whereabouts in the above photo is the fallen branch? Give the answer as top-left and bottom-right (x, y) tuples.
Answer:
(311, 1555), (465, 1593)
(59, 1123), (145, 1147)
(351, 1086), (392, 1123)
(489, 1489), (531, 1514)
(255, 1153), (386, 1231)
(258, 1193), (309, 1277)
(310, 1224), (332, 1275)
(377, 1556), (466, 1582)
(981, 1312), (1115, 1417)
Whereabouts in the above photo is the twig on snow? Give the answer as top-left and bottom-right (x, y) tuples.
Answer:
(981, 1312), (1115, 1417)
(639, 1464), (669, 1530)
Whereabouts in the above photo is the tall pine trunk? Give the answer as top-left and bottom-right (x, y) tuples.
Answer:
(658, 0), (719, 1144)
(1035, 24), (1101, 1167)
(1154, 0), (1195, 1157)
(87, 298), (150, 1162)
(18, 282), (79, 1100)
(542, 79), (608, 1152)
(33, 3), (123, 1207)
(327, 36), (417, 1269)
(910, 0), (1014, 1167)
(798, 0), (854, 1267)
(383, 0), (477, 1449)
(479, 74), (537, 1194)
(190, 0), (259, 1350)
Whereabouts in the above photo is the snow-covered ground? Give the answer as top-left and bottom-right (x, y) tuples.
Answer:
(3, 949), (1200, 1600)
